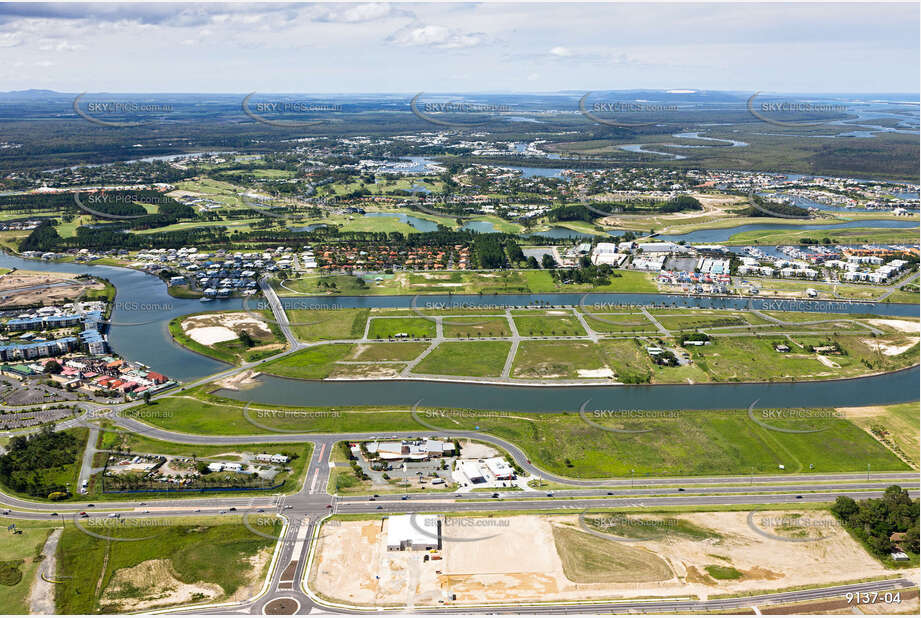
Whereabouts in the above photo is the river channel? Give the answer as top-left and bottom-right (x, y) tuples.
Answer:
(1, 252), (917, 410)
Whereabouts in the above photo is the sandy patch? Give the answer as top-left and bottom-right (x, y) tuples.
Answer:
(860, 338), (920, 356)
(182, 312), (274, 346)
(186, 326), (238, 345)
(577, 368), (615, 378)
(459, 440), (499, 459)
(310, 511), (898, 609)
(816, 355), (840, 368)
(867, 319), (920, 333)
(100, 559), (223, 612)
(214, 369), (261, 390)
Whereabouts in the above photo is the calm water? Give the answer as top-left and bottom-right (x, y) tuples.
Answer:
(657, 219), (919, 244)
(215, 367), (920, 412)
(1, 252), (917, 408)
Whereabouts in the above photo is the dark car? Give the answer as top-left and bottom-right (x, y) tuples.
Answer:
(678, 488), (685, 492)
(229, 507), (237, 511)
(491, 493), (500, 498)
(376, 505), (383, 509)
(401, 496), (409, 500)
(795, 495), (803, 499)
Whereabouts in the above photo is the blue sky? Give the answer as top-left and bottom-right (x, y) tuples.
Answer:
(0, 2), (917, 93)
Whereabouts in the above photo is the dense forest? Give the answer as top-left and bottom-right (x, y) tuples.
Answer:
(0, 425), (81, 498)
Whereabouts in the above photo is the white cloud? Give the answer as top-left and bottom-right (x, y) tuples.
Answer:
(549, 46), (572, 57)
(388, 25), (483, 49)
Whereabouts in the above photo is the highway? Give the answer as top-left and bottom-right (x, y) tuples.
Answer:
(0, 289), (916, 615)
(1, 408), (918, 615)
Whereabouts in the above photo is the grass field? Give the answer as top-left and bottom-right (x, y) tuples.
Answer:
(512, 313), (587, 337)
(287, 308), (368, 342)
(55, 516), (280, 613)
(367, 317), (435, 339)
(690, 335), (918, 382)
(511, 341), (609, 379)
(279, 269), (658, 296)
(0, 518), (54, 614)
(583, 312), (658, 334)
(125, 392), (908, 478)
(346, 342), (429, 362)
(442, 317), (512, 338)
(551, 525), (673, 583)
(259, 344), (355, 379)
(842, 403), (920, 469)
(413, 341), (511, 376)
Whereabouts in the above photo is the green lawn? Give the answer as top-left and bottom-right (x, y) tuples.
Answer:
(583, 312), (657, 334)
(844, 403), (919, 469)
(691, 335), (918, 382)
(598, 340), (655, 383)
(367, 317), (435, 339)
(513, 313), (587, 337)
(287, 309), (368, 342)
(55, 516), (280, 613)
(259, 344), (355, 379)
(412, 341), (512, 376)
(118, 392), (906, 478)
(0, 519), (54, 614)
(127, 393), (416, 436)
(442, 316), (512, 338)
(511, 341), (610, 379)
(346, 342), (429, 362)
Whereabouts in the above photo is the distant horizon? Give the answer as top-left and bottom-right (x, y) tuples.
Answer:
(3, 88), (919, 97)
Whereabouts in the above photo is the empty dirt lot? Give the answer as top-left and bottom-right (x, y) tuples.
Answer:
(309, 511), (912, 609)
(0, 270), (104, 307)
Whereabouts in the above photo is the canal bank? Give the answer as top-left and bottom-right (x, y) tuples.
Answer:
(1, 252), (917, 410)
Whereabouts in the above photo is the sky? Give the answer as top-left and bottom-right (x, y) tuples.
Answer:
(0, 2), (917, 94)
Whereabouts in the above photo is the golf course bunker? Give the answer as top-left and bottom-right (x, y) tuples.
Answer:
(309, 511), (895, 608)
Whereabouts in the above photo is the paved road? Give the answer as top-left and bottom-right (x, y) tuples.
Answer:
(3, 410), (918, 615)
